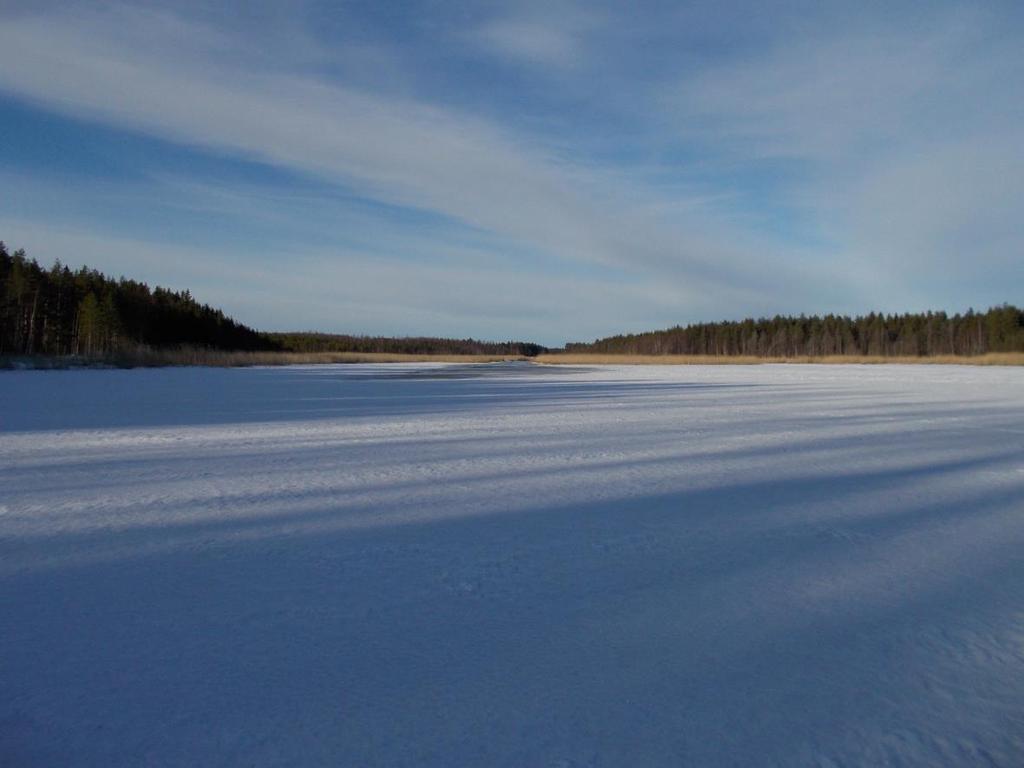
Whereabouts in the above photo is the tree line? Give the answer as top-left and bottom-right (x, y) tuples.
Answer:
(6, 240), (1020, 360)
(268, 332), (544, 357)
(0, 242), (545, 358)
(566, 306), (1024, 357)
(1, 242), (273, 356)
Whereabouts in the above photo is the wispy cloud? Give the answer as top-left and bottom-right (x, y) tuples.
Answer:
(660, 7), (1024, 310)
(474, 17), (587, 69)
(0, 7), (732, 276)
(675, 13), (1019, 160)
(0, 2), (1020, 339)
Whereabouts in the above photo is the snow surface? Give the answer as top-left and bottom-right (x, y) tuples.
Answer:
(2, 361), (1023, 767)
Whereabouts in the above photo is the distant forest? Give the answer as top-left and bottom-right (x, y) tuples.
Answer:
(568, 306), (1024, 357)
(0, 242), (542, 357)
(268, 333), (545, 357)
(4, 241), (1022, 360)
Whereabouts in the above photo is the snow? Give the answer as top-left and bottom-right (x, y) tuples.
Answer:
(2, 361), (1023, 766)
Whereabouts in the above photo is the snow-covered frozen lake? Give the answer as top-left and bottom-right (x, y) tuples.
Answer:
(2, 362), (1023, 766)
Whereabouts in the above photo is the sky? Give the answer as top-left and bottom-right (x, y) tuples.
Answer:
(0, 1), (1022, 345)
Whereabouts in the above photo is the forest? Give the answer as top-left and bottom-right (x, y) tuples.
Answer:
(1, 242), (274, 355)
(0, 242), (543, 358)
(567, 306), (1024, 357)
(267, 332), (544, 357)
(4, 240), (1022, 360)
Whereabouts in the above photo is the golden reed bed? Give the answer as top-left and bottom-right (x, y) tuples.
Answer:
(534, 353), (1024, 366)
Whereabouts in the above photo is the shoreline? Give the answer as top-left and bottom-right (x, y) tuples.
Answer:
(534, 352), (1024, 366)
(4, 351), (1024, 370)
(0, 350), (528, 370)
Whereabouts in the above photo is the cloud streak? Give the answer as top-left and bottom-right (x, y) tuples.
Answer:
(662, 7), (1024, 310)
(0, 2), (1020, 340)
(0, 7), (737, 283)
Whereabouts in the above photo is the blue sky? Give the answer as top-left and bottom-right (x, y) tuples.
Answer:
(1, 1), (1021, 345)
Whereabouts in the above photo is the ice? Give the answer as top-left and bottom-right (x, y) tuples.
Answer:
(2, 362), (1023, 766)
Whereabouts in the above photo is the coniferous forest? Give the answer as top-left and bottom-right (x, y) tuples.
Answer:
(3, 240), (1022, 360)
(567, 306), (1024, 357)
(0, 242), (274, 355)
(266, 332), (545, 357)
(0, 242), (543, 358)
